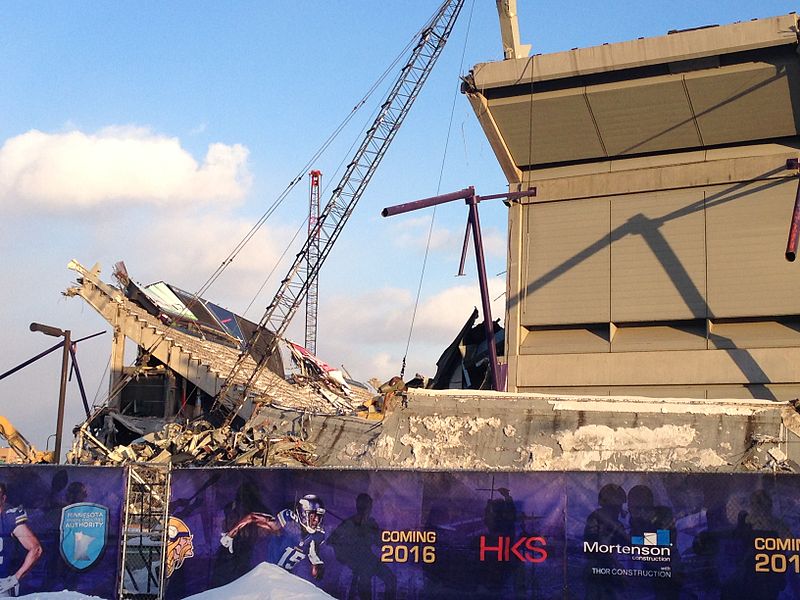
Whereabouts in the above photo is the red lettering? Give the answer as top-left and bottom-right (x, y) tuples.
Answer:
(479, 536), (503, 562)
(481, 536), (549, 562)
(525, 536), (548, 563)
(511, 537), (526, 561)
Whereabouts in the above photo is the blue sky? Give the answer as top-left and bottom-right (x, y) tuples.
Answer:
(1, 1), (797, 451)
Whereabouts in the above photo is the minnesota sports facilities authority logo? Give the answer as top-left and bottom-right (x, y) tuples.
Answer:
(60, 503), (109, 571)
(632, 530), (671, 547)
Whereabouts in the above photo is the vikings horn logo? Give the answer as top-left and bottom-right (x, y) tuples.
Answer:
(166, 517), (195, 578)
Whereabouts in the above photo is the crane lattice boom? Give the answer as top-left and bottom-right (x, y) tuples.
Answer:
(213, 0), (464, 421)
(305, 170), (322, 354)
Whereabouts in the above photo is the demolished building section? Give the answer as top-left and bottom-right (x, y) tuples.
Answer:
(57, 15), (800, 474)
(64, 260), (377, 465)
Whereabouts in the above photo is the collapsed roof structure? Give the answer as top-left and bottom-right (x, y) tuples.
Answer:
(65, 260), (375, 466)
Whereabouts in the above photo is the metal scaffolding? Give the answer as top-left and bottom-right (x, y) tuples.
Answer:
(118, 465), (171, 600)
(212, 0), (465, 424)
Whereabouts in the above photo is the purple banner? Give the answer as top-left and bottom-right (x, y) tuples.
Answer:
(166, 468), (800, 599)
(165, 469), (564, 599)
(566, 472), (800, 600)
(0, 465), (124, 598)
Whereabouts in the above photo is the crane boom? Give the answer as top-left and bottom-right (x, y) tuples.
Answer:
(305, 170), (322, 354)
(213, 0), (464, 421)
(262, 0), (463, 340)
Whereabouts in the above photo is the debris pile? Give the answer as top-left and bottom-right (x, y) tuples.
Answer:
(65, 260), (386, 466)
(70, 419), (318, 467)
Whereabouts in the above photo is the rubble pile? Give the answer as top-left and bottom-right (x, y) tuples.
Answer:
(70, 420), (318, 467)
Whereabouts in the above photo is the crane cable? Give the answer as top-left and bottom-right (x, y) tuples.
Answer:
(190, 26), (425, 307)
(243, 69), (400, 318)
(238, 3), (459, 322)
(399, 0), (476, 380)
(83, 27), (426, 418)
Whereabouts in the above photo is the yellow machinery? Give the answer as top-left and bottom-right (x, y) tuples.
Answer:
(0, 416), (54, 463)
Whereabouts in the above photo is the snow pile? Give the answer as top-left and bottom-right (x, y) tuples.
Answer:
(18, 593), (107, 600)
(184, 562), (335, 600)
(14, 562), (334, 600)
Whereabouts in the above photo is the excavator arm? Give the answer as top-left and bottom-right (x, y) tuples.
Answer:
(0, 416), (54, 464)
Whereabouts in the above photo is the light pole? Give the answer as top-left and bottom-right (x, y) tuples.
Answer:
(29, 322), (70, 463)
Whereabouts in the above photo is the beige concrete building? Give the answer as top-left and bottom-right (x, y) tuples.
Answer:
(465, 13), (800, 400)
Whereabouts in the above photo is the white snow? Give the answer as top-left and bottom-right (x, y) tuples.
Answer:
(16, 563), (334, 600)
(184, 562), (335, 600)
(18, 593), (107, 600)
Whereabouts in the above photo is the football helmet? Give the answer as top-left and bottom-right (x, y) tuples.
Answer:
(296, 494), (325, 533)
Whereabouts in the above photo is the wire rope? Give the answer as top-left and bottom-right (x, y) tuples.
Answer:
(191, 29), (421, 306)
(399, 0), (476, 379)
(85, 10), (440, 412)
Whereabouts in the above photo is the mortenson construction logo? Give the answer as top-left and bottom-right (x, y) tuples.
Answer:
(585, 529), (672, 563)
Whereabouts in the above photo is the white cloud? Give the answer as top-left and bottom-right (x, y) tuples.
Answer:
(413, 278), (505, 338)
(323, 277), (505, 344)
(389, 215), (458, 252)
(482, 228), (507, 259)
(0, 127), (251, 210)
(318, 277), (506, 381)
(390, 216), (507, 260)
(121, 213), (297, 311)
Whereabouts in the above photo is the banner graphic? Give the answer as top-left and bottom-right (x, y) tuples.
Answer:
(166, 469), (800, 600)
(0, 465), (124, 598)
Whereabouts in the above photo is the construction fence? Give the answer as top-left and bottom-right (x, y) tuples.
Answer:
(2, 465), (800, 599)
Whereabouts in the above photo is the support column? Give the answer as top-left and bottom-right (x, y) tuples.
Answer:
(109, 308), (126, 411)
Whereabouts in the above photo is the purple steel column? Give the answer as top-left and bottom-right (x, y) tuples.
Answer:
(786, 162), (800, 261)
(466, 193), (501, 391)
(382, 186), (536, 393)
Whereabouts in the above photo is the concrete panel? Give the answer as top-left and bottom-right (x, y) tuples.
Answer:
(465, 92), (521, 183)
(704, 141), (800, 161)
(608, 150), (708, 172)
(706, 384), (800, 400)
(523, 153), (797, 203)
(514, 346), (800, 387)
(685, 60), (800, 145)
(611, 321), (707, 352)
(709, 318), (800, 350)
(587, 76), (701, 156)
(520, 325), (610, 354)
(488, 89), (605, 165)
(519, 384), (800, 401)
(471, 14), (798, 88)
(366, 389), (793, 472)
(706, 179), (800, 317)
(522, 197), (610, 325)
(610, 189), (707, 321)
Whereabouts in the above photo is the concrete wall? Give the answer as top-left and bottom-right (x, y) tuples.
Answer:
(505, 144), (800, 399)
(302, 389), (800, 473)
